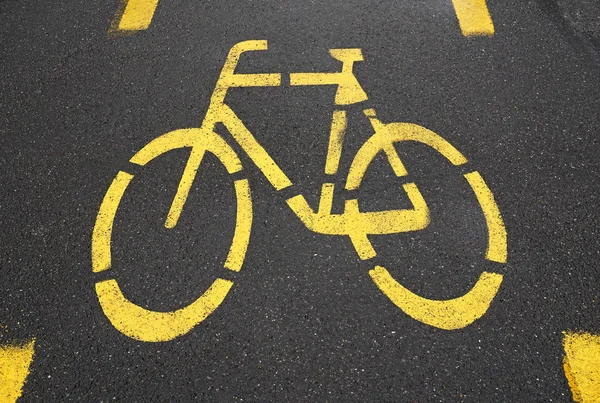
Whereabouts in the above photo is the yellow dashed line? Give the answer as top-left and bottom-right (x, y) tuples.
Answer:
(0, 339), (35, 402)
(114, 0), (159, 32)
(563, 331), (600, 402)
(451, 0), (495, 37)
(110, 0), (495, 36)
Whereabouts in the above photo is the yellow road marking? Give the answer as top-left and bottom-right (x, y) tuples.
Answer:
(224, 179), (253, 272)
(325, 110), (347, 175)
(370, 267), (503, 330)
(464, 171), (507, 263)
(346, 120), (467, 191)
(563, 332), (600, 402)
(92, 171), (133, 273)
(96, 278), (233, 342)
(111, 1), (494, 35)
(290, 49), (368, 105)
(93, 40), (509, 341)
(287, 182), (430, 260)
(0, 339), (35, 402)
(92, 128), (253, 341)
(451, 0), (495, 37)
(115, 0), (159, 31)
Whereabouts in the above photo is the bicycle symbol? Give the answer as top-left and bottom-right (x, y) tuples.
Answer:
(92, 40), (507, 342)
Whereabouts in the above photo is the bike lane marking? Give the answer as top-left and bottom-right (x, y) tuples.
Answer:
(0, 339), (35, 403)
(89, 41), (509, 342)
(451, 0), (495, 36)
(563, 332), (600, 403)
(110, 0), (495, 36)
(112, 0), (159, 32)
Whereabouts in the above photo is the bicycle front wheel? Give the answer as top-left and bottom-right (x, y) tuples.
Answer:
(348, 118), (506, 330)
(91, 128), (252, 342)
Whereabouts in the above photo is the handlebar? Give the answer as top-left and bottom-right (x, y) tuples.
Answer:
(290, 48), (368, 105)
(209, 40), (282, 106)
(210, 40), (368, 107)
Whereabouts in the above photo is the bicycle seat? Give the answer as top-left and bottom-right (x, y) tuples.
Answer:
(290, 48), (368, 105)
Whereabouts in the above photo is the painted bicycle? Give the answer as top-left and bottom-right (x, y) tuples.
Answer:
(92, 40), (507, 342)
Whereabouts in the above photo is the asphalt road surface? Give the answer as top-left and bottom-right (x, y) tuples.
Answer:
(1, 0), (599, 401)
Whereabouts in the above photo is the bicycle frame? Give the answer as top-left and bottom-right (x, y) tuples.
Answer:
(165, 40), (431, 260)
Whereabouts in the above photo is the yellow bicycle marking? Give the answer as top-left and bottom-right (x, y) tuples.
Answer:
(93, 40), (508, 341)
(92, 124), (253, 342)
(563, 332), (600, 402)
(0, 339), (35, 403)
(452, 0), (495, 37)
(287, 182), (430, 260)
(110, 0), (495, 37)
(464, 171), (507, 263)
(346, 120), (468, 190)
(225, 180), (253, 272)
(92, 171), (133, 273)
(370, 267), (503, 330)
(95, 278), (233, 342)
(324, 110), (347, 175)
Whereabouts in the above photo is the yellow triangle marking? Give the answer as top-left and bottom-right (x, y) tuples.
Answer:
(0, 339), (35, 403)
(563, 332), (600, 402)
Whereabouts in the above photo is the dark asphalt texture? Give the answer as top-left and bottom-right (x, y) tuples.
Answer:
(1, 0), (600, 401)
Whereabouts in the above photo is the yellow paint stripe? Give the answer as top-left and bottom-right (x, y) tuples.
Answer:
(116, 0), (159, 31)
(563, 332), (600, 402)
(382, 143), (408, 178)
(464, 171), (507, 263)
(112, 0), (493, 35)
(96, 278), (233, 342)
(325, 111), (347, 175)
(0, 339), (35, 402)
(318, 183), (335, 215)
(129, 128), (244, 229)
(370, 266), (502, 330)
(92, 171), (134, 273)
(224, 179), (253, 272)
(220, 105), (292, 190)
(346, 122), (467, 191)
(451, 0), (495, 37)
(165, 148), (206, 229)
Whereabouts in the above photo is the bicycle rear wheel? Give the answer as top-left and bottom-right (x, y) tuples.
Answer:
(91, 128), (252, 342)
